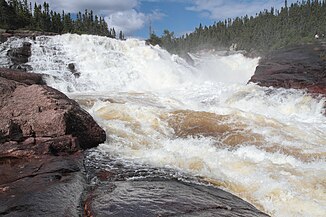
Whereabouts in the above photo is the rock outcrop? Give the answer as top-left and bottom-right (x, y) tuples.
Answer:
(0, 75), (106, 150)
(85, 180), (269, 217)
(83, 153), (270, 217)
(0, 68), (106, 216)
(6, 41), (33, 71)
(249, 42), (326, 96)
(0, 29), (57, 43)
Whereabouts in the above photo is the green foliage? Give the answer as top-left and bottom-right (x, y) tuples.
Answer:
(0, 0), (124, 38)
(161, 0), (326, 54)
(146, 33), (162, 46)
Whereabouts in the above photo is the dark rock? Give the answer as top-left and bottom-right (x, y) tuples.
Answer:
(249, 42), (326, 96)
(7, 42), (32, 65)
(0, 153), (85, 217)
(0, 68), (43, 85)
(0, 33), (12, 43)
(85, 179), (269, 217)
(68, 63), (80, 78)
(9, 64), (33, 72)
(68, 63), (76, 72)
(83, 153), (269, 217)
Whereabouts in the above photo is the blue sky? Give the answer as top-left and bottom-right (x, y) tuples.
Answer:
(34, 0), (297, 38)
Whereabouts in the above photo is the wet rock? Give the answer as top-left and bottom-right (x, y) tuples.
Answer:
(85, 179), (269, 217)
(249, 42), (326, 96)
(0, 70), (106, 216)
(83, 153), (270, 217)
(68, 63), (81, 78)
(7, 42), (32, 65)
(0, 33), (11, 43)
(0, 153), (85, 217)
(9, 64), (33, 72)
(68, 63), (76, 72)
(0, 68), (43, 85)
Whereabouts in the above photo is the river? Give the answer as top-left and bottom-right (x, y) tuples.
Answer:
(1, 34), (325, 217)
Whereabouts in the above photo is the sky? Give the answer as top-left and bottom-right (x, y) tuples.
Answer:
(33, 0), (297, 39)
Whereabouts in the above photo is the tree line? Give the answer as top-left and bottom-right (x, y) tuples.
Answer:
(150, 0), (326, 55)
(0, 0), (125, 39)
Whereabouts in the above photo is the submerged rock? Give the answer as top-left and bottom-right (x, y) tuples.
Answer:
(249, 42), (326, 96)
(0, 69), (106, 216)
(68, 63), (81, 78)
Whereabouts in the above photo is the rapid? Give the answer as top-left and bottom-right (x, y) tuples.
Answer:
(1, 34), (325, 217)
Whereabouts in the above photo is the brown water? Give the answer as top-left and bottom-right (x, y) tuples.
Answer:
(2, 35), (324, 217)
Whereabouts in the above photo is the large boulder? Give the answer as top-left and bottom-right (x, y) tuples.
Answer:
(7, 42), (32, 65)
(249, 42), (326, 96)
(6, 41), (33, 72)
(0, 75), (106, 151)
(0, 69), (106, 216)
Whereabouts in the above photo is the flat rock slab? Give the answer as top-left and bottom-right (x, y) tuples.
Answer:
(85, 180), (269, 217)
(0, 153), (85, 217)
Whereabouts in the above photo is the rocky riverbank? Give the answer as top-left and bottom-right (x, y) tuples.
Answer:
(249, 42), (326, 97)
(0, 68), (106, 216)
(0, 68), (270, 217)
(0, 38), (272, 216)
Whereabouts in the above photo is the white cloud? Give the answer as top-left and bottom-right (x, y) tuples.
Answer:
(32, 0), (164, 36)
(33, 0), (138, 13)
(187, 0), (295, 20)
(105, 10), (146, 35)
(105, 9), (165, 36)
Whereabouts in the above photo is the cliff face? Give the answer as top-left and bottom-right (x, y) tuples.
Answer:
(249, 42), (326, 96)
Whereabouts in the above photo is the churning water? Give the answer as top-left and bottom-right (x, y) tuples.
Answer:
(1, 34), (325, 217)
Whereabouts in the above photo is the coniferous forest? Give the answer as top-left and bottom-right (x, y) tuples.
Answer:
(152, 0), (326, 54)
(0, 0), (124, 39)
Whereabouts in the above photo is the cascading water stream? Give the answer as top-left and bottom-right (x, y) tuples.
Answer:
(1, 34), (325, 217)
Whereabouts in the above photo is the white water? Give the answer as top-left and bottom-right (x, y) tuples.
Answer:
(1, 34), (325, 217)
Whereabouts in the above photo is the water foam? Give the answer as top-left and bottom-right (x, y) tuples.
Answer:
(28, 34), (199, 92)
(1, 34), (325, 217)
